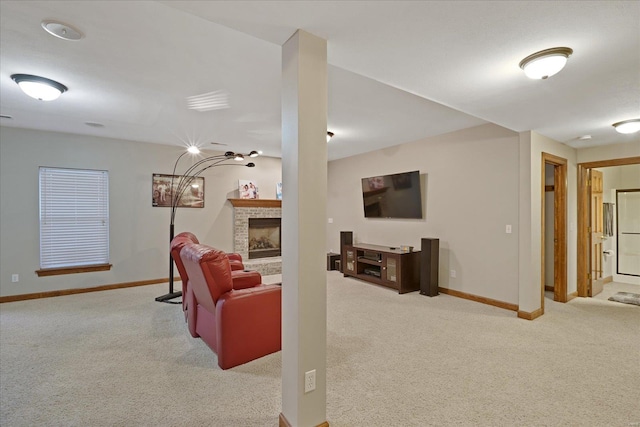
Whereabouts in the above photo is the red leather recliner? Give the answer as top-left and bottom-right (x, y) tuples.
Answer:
(170, 232), (262, 335)
(180, 243), (282, 369)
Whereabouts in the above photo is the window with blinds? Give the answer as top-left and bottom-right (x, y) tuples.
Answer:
(39, 167), (109, 269)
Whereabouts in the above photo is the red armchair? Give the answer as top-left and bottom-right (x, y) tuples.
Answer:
(180, 243), (282, 369)
(170, 232), (261, 335)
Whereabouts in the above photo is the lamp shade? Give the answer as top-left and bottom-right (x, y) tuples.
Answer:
(612, 119), (640, 134)
(11, 74), (68, 101)
(519, 47), (573, 80)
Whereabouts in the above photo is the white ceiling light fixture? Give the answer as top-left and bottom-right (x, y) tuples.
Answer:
(41, 20), (84, 41)
(519, 47), (573, 80)
(327, 131), (334, 142)
(11, 74), (68, 101)
(187, 146), (200, 154)
(612, 119), (640, 134)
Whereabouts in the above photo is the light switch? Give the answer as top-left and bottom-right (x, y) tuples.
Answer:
(506, 225), (512, 234)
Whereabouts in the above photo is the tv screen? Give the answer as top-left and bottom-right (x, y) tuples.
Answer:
(361, 170), (423, 219)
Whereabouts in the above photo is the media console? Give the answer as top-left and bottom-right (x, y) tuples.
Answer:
(341, 243), (421, 294)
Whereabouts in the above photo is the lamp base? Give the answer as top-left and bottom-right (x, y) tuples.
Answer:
(155, 291), (182, 303)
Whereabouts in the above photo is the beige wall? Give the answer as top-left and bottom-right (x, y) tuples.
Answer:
(0, 126), (281, 297)
(577, 141), (640, 163)
(519, 131), (578, 313)
(328, 123), (520, 305)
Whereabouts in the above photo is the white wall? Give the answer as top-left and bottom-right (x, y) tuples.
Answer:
(0, 126), (281, 297)
(328, 123), (520, 305)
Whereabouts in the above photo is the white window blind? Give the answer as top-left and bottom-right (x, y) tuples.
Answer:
(39, 167), (109, 269)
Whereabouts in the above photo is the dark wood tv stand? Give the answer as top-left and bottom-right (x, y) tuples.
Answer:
(341, 243), (420, 294)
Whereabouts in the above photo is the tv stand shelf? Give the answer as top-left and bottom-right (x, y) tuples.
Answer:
(342, 243), (420, 294)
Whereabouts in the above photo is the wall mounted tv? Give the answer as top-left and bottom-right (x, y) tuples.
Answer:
(361, 170), (423, 219)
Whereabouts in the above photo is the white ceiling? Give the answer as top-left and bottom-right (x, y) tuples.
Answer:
(1, 1), (638, 161)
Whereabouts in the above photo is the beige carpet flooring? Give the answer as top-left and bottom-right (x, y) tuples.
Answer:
(1, 273), (639, 426)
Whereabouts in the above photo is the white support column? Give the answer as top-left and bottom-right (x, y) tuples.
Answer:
(280, 30), (328, 427)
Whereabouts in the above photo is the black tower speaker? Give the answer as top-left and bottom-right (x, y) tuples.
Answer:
(340, 231), (353, 248)
(420, 238), (439, 297)
(340, 231), (353, 275)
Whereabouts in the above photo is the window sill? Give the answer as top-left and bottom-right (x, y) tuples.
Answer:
(36, 264), (112, 277)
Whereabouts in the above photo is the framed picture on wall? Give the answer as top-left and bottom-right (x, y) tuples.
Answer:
(152, 174), (204, 208)
(276, 182), (282, 200)
(239, 180), (259, 199)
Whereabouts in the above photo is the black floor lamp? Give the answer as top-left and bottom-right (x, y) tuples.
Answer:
(155, 148), (259, 303)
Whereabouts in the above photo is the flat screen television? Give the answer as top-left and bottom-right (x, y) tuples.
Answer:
(361, 170), (423, 219)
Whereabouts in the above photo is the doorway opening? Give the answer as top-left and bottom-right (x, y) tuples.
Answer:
(577, 156), (640, 297)
(541, 153), (568, 315)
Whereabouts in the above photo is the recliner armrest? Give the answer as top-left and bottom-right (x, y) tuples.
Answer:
(227, 253), (243, 262)
(229, 260), (245, 271)
(215, 285), (282, 369)
(231, 270), (262, 290)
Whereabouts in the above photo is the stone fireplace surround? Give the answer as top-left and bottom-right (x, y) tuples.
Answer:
(229, 198), (282, 275)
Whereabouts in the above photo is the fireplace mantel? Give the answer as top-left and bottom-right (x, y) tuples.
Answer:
(228, 198), (282, 208)
(230, 198), (282, 275)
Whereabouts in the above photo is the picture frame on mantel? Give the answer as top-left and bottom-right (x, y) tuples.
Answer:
(152, 173), (204, 208)
(239, 180), (259, 199)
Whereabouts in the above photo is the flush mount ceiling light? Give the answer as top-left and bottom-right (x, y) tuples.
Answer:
(187, 146), (200, 154)
(41, 20), (84, 41)
(612, 119), (640, 134)
(519, 47), (573, 79)
(327, 131), (334, 142)
(11, 74), (68, 101)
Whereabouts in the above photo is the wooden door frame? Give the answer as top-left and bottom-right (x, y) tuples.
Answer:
(577, 156), (640, 297)
(541, 153), (567, 313)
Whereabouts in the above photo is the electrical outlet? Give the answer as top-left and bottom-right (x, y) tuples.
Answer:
(11, 274), (19, 283)
(450, 270), (456, 278)
(304, 369), (316, 393)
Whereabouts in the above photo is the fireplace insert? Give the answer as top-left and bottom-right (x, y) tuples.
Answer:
(248, 218), (281, 259)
